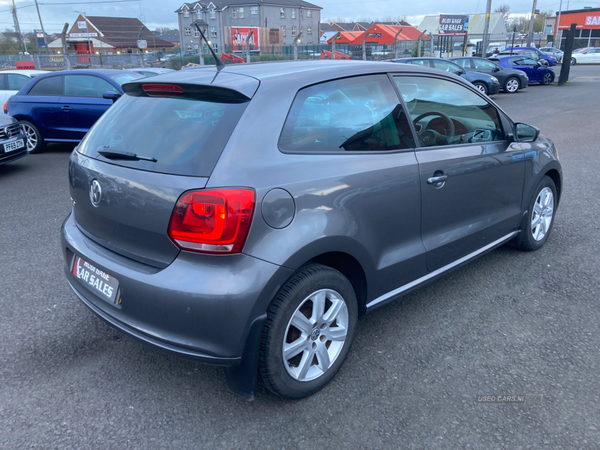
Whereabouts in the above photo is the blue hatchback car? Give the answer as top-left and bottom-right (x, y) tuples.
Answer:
(489, 55), (555, 85)
(6, 69), (142, 153)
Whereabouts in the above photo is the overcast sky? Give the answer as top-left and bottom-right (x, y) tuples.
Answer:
(0, 0), (585, 33)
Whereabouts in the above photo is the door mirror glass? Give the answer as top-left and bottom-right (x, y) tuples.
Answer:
(102, 91), (122, 102)
(515, 123), (540, 142)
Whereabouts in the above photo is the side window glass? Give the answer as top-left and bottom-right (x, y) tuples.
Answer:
(7, 74), (30, 90)
(454, 59), (471, 69)
(65, 75), (118, 97)
(28, 76), (63, 96)
(473, 59), (496, 70)
(0, 74), (6, 90)
(393, 76), (504, 148)
(279, 75), (415, 153)
(407, 59), (427, 66)
(432, 60), (461, 75)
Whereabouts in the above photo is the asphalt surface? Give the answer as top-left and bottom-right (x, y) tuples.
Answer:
(1, 65), (599, 450)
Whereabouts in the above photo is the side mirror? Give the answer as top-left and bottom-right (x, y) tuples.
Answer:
(493, 66), (500, 72)
(515, 123), (540, 142)
(459, 68), (466, 75)
(102, 91), (122, 103)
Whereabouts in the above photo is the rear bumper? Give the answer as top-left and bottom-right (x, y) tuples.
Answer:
(61, 212), (293, 366)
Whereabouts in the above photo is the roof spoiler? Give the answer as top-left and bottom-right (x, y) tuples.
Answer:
(123, 82), (251, 104)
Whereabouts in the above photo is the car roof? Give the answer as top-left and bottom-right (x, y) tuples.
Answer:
(127, 60), (470, 99)
(37, 69), (132, 76)
(0, 70), (50, 76)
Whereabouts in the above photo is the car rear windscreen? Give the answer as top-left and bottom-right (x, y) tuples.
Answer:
(78, 94), (248, 177)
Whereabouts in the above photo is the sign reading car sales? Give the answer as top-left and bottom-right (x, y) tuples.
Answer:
(586, 15), (600, 26)
(231, 27), (259, 52)
(439, 15), (469, 36)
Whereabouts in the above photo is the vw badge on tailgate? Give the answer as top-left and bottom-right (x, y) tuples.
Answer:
(90, 179), (102, 207)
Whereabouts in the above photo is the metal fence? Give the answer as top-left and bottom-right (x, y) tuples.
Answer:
(0, 53), (153, 70)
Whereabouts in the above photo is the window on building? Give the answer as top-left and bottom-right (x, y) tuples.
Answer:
(183, 10), (190, 18)
(307, 26), (312, 35)
(194, 29), (200, 37)
(239, 7), (244, 18)
(300, 9), (303, 19)
(282, 26), (286, 37)
(280, 8), (285, 18)
(232, 7), (238, 18)
(251, 6), (258, 15)
(213, 44), (218, 52)
(292, 26), (297, 36)
(291, 9), (296, 19)
(185, 28), (191, 36)
(210, 8), (216, 19)
(186, 43), (192, 50)
(307, 10), (312, 18)
(211, 27), (217, 38)
(194, 43), (199, 50)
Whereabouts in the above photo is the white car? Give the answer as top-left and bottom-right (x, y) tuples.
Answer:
(0, 70), (49, 116)
(570, 47), (600, 65)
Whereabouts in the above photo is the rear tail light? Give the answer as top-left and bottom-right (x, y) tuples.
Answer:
(3, 103), (7, 114)
(142, 84), (184, 97)
(168, 188), (255, 254)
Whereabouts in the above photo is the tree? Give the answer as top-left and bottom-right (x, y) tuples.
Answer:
(494, 4), (510, 15)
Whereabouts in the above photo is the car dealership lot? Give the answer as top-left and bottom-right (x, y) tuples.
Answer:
(1, 65), (599, 449)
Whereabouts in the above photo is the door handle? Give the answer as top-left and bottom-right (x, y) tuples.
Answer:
(61, 105), (71, 111)
(427, 175), (448, 185)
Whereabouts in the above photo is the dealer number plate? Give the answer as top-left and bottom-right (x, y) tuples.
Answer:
(73, 256), (120, 304)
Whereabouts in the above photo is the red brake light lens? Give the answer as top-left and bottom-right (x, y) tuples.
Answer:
(142, 84), (184, 97)
(168, 189), (255, 254)
(3, 102), (7, 114)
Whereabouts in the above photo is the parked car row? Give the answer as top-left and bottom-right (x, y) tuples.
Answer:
(389, 55), (554, 95)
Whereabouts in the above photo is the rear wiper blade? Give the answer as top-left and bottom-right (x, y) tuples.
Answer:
(97, 146), (157, 162)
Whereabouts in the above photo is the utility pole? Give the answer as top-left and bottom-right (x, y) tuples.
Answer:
(331, 31), (340, 60)
(138, 26), (146, 67)
(61, 22), (71, 69)
(34, 0), (45, 35)
(554, 0), (564, 49)
(293, 30), (302, 61)
(481, 0), (492, 57)
(394, 28), (402, 59)
(10, 0), (25, 54)
(527, 0), (538, 47)
(245, 29), (254, 64)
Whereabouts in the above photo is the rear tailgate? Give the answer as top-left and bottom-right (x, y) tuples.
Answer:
(69, 72), (258, 268)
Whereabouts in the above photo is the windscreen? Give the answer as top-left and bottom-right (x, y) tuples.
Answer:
(78, 94), (248, 177)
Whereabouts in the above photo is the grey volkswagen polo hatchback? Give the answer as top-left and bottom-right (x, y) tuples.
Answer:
(62, 61), (562, 399)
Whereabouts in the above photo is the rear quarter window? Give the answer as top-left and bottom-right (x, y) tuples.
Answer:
(279, 75), (415, 153)
(28, 75), (63, 96)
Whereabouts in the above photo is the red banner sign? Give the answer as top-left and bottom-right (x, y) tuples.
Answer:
(231, 27), (259, 52)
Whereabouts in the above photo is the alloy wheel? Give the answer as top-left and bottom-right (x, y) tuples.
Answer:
(506, 78), (519, 93)
(282, 289), (348, 382)
(21, 123), (38, 152)
(474, 83), (487, 94)
(542, 73), (552, 85)
(531, 187), (554, 241)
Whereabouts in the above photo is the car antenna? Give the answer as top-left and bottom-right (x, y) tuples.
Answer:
(193, 21), (225, 72)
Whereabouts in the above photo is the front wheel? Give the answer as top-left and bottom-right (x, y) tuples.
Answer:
(473, 82), (488, 95)
(541, 73), (553, 85)
(503, 77), (520, 93)
(19, 120), (45, 154)
(571, 57), (576, 65)
(517, 176), (557, 251)
(259, 264), (358, 399)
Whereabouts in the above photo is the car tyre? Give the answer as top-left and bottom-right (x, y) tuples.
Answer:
(541, 73), (553, 85)
(517, 176), (557, 252)
(570, 57), (576, 65)
(473, 82), (488, 95)
(259, 264), (358, 399)
(503, 77), (520, 93)
(19, 120), (45, 154)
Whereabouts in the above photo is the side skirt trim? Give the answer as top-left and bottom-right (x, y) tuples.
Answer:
(366, 231), (519, 310)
